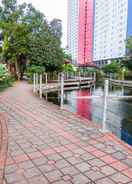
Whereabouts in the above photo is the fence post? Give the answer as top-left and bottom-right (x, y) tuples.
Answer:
(33, 73), (36, 93)
(102, 80), (109, 132)
(36, 73), (39, 90)
(94, 72), (96, 81)
(60, 72), (64, 109)
(45, 73), (48, 85)
(39, 74), (43, 99)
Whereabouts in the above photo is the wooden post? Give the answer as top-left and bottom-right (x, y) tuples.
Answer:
(94, 72), (96, 81)
(36, 73), (39, 89)
(45, 73), (48, 85)
(39, 74), (42, 99)
(33, 73), (36, 93)
(60, 72), (64, 109)
(102, 80), (109, 132)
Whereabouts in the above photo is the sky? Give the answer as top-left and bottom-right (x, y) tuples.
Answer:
(19, 0), (67, 48)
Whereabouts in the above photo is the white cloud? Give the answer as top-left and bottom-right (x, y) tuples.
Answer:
(19, 0), (67, 47)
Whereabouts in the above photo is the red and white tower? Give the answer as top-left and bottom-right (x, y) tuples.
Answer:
(78, 0), (94, 66)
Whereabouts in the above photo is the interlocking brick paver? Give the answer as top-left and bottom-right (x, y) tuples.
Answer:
(110, 172), (131, 183)
(55, 159), (71, 169)
(44, 169), (62, 182)
(85, 170), (105, 181)
(28, 175), (49, 184)
(39, 164), (55, 173)
(100, 165), (117, 176)
(32, 157), (48, 166)
(88, 158), (106, 167)
(61, 166), (79, 176)
(110, 161), (128, 171)
(23, 167), (41, 179)
(72, 173), (91, 184)
(122, 168), (132, 179)
(18, 160), (35, 170)
(0, 82), (132, 184)
(5, 172), (25, 183)
(75, 162), (91, 172)
(96, 177), (115, 184)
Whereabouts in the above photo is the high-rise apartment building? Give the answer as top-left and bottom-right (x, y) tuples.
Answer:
(93, 0), (129, 66)
(67, 0), (78, 64)
(78, 0), (94, 66)
(67, 0), (94, 66)
(67, 0), (132, 67)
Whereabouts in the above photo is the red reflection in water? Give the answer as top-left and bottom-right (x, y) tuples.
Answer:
(76, 90), (91, 120)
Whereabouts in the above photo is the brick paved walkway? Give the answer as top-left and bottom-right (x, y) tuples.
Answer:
(0, 82), (132, 184)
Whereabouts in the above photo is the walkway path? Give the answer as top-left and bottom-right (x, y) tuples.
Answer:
(0, 82), (132, 184)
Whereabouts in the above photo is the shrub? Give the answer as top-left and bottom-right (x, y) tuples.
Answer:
(26, 65), (45, 82)
(0, 64), (13, 91)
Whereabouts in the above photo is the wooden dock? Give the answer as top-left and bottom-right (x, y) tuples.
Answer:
(110, 79), (132, 88)
(37, 78), (95, 94)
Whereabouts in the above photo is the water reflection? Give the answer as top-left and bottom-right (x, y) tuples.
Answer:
(47, 86), (132, 146)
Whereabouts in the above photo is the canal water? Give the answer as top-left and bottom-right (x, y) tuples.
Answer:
(47, 85), (132, 146)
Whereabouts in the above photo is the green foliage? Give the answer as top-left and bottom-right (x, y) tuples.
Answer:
(28, 33), (64, 72)
(0, 0), (65, 80)
(102, 61), (121, 74)
(63, 63), (76, 73)
(122, 59), (132, 71)
(126, 36), (132, 58)
(26, 64), (45, 82)
(27, 64), (45, 75)
(0, 64), (13, 90)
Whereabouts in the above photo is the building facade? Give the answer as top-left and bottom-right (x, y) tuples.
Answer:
(67, 0), (132, 67)
(78, 0), (94, 65)
(67, 0), (78, 64)
(93, 0), (131, 66)
(67, 0), (94, 66)
(127, 0), (132, 37)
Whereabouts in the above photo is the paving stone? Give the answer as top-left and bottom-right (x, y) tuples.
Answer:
(85, 170), (105, 181)
(100, 165), (117, 176)
(72, 173), (91, 184)
(5, 173), (24, 183)
(88, 158), (106, 167)
(18, 160), (35, 170)
(55, 159), (71, 169)
(96, 177), (115, 184)
(110, 172), (131, 183)
(5, 165), (18, 174)
(67, 156), (83, 165)
(28, 175), (49, 184)
(75, 162), (91, 172)
(122, 168), (132, 179)
(60, 151), (73, 158)
(110, 161), (128, 171)
(39, 164), (55, 173)
(44, 169), (62, 182)
(112, 151), (127, 160)
(32, 157), (48, 166)
(47, 153), (62, 161)
(54, 181), (72, 184)
(23, 167), (41, 178)
(61, 166), (79, 176)
(14, 180), (29, 184)
(81, 153), (95, 161)
(122, 158), (132, 167)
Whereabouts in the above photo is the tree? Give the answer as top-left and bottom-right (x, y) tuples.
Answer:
(0, 0), (30, 79)
(123, 36), (132, 71)
(0, 0), (65, 79)
(102, 60), (121, 74)
(28, 32), (64, 72)
(126, 36), (132, 58)
(50, 18), (62, 44)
